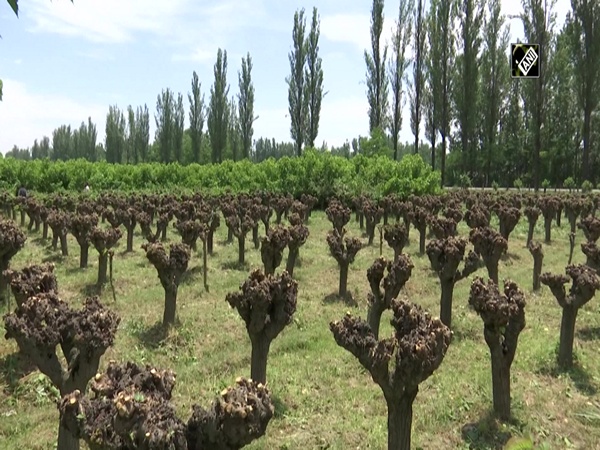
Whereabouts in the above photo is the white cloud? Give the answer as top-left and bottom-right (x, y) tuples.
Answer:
(0, 79), (106, 153)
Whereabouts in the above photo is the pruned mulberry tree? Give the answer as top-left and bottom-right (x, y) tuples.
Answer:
(90, 227), (122, 288)
(384, 222), (408, 259)
(330, 300), (452, 450)
(539, 197), (560, 243)
(69, 213), (99, 269)
(496, 205), (521, 242)
(5, 293), (119, 450)
(366, 255), (413, 339)
(286, 213), (309, 277)
(326, 199), (352, 234)
(142, 242), (191, 326)
(226, 270), (298, 384)
(412, 206), (430, 255)
(47, 210), (70, 256)
(326, 229), (364, 298)
(469, 278), (526, 420)
(3, 263), (57, 307)
(260, 225), (290, 275)
(0, 219), (27, 304)
(59, 362), (274, 450)
(426, 237), (480, 328)
(524, 206), (541, 246)
(469, 227), (508, 284)
(527, 240), (543, 291)
(540, 264), (600, 369)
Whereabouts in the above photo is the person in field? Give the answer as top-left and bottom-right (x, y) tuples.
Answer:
(16, 185), (27, 197)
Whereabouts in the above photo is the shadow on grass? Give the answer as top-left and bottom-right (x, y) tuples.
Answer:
(323, 292), (358, 307)
(41, 253), (65, 264)
(577, 326), (600, 342)
(537, 357), (598, 395)
(501, 251), (521, 262)
(180, 265), (205, 286)
(272, 394), (290, 419)
(452, 326), (480, 342)
(30, 236), (49, 246)
(461, 410), (518, 450)
(221, 260), (250, 272)
(80, 283), (102, 297)
(0, 352), (38, 395)
(130, 320), (172, 349)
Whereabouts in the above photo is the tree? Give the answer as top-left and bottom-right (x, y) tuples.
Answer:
(136, 104), (150, 163)
(388, 0), (414, 160)
(238, 53), (256, 160)
(52, 125), (72, 161)
(155, 88), (185, 163)
(188, 71), (204, 164)
(228, 96), (240, 161)
(424, 0), (441, 168)
(105, 105), (126, 163)
(207, 48), (230, 164)
(566, 0), (600, 183)
(454, 0), (484, 182)
(126, 105), (136, 164)
(436, 0), (456, 187)
(521, 0), (556, 190)
(365, 0), (389, 132)
(409, 0), (426, 155)
(304, 7), (324, 148)
(287, 8), (308, 156)
(480, 0), (510, 186)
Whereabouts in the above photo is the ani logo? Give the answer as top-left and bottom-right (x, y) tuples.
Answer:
(511, 43), (540, 79)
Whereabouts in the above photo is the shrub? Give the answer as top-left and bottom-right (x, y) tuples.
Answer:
(581, 180), (593, 193)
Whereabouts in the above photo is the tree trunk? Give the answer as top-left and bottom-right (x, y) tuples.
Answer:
(79, 244), (89, 269)
(367, 224), (375, 246)
(386, 388), (417, 450)
(276, 211), (283, 224)
(0, 263), (8, 304)
(367, 302), (385, 340)
(532, 254), (542, 291)
(558, 306), (578, 369)
(163, 283), (178, 326)
(418, 227), (426, 255)
(160, 226), (167, 242)
(20, 210), (26, 227)
(52, 232), (58, 250)
(57, 422), (80, 450)
(544, 217), (552, 243)
(227, 227), (233, 244)
(238, 235), (245, 265)
(359, 212), (364, 230)
(383, 212), (388, 225)
(490, 346), (512, 421)
(440, 278), (455, 328)
(286, 247), (299, 277)
(252, 225), (259, 249)
(338, 263), (349, 298)
(527, 221), (535, 246)
(581, 106), (592, 182)
(202, 238), (209, 292)
(441, 134), (447, 187)
(60, 234), (68, 256)
(97, 253), (108, 286)
(126, 226), (134, 252)
(556, 208), (562, 227)
(250, 333), (271, 384)
(486, 261), (499, 285)
(207, 230), (214, 255)
(42, 222), (49, 239)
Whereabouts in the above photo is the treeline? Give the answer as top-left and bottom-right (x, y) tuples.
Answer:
(0, 150), (440, 201)
(4, 1), (600, 189)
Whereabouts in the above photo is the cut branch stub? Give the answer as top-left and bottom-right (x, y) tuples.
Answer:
(428, 216), (457, 239)
(326, 229), (364, 265)
(3, 263), (58, 306)
(497, 206), (521, 241)
(186, 377), (275, 450)
(464, 205), (491, 229)
(541, 264), (600, 310)
(578, 215), (600, 243)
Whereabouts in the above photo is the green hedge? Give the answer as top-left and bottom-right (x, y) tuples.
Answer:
(0, 150), (440, 201)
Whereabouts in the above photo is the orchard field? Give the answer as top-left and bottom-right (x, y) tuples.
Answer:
(0, 181), (600, 449)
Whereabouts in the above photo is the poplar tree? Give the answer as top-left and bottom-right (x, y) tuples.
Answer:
(425, 0), (441, 168)
(188, 71), (204, 164)
(126, 105), (136, 164)
(409, 0), (426, 155)
(365, 0), (389, 132)
(388, 0), (414, 160)
(238, 53), (256, 160)
(208, 48), (230, 164)
(136, 104), (150, 163)
(155, 88), (184, 163)
(105, 106), (126, 164)
(287, 8), (308, 156)
(305, 7), (324, 148)
(228, 96), (240, 161)
(566, 0), (600, 182)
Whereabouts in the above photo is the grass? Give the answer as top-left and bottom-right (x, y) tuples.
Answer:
(1, 210), (600, 449)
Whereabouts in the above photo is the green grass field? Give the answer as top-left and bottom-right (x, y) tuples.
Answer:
(1, 211), (599, 449)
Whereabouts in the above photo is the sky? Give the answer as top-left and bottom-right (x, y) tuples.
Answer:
(0, 0), (572, 154)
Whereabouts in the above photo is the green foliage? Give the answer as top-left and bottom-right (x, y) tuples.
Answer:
(581, 180), (593, 193)
(492, 180), (499, 191)
(563, 176), (576, 190)
(503, 436), (534, 450)
(458, 173), (472, 188)
(0, 152), (439, 201)
(542, 179), (550, 189)
(0, 78), (3, 101)
(513, 178), (523, 190)
(358, 127), (390, 157)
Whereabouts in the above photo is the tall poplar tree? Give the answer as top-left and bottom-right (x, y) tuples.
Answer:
(521, 0), (556, 190)
(480, 0), (510, 185)
(305, 7), (324, 148)
(126, 105), (136, 164)
(136, 104), (150, 163)
(425, 0), (441, 168)
(409, 0), (426, 155)
(287, 8), (308, 156)
(365, 0), (389, 132)
(188, 71), (204, 164)
(388, 0), (414, 160)
(566, 0), (600, 182)
(454, 0), (484, 181)
(208, 48), (230, 164)
(155, 88), (178, 163)
(105, 106), (126, 164)
(229, 96), (240, 161)
(238, 53), (256, 160)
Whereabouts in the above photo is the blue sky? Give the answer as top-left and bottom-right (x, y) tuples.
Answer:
(0, 0), (571, 154)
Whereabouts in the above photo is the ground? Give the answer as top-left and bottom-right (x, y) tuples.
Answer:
(1, 210), (599, 449)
